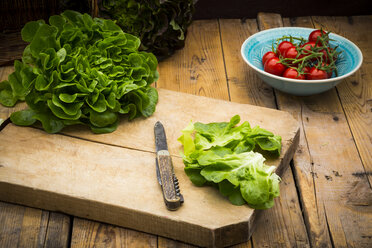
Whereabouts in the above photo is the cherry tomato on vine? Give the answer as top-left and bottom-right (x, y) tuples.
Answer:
(303, 66), (311, 75)
(320, 62), (333, 78)
(309, 29), (327, 46)
(306, 67), (329, 80)
(301, 41), (317, 49)
(264, 57), (286, 76)
(299, 41), (317, 57)
(277, 41), (293, 56)
(262, 51), (277, 66)
(282, 68), (305, 79)
(283, 46), (299, 59)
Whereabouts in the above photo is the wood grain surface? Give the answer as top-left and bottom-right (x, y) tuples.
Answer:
(0, 33), (26, 66)
(1, 12), (372, 248)
(258, 13), (372, 248)
(157, 20), (229, 100)
(0, 202), (70, 248)
(311, 15), (372, 184)
(219, 18), (310, 248)
(257, 13), (334, 247)
(0, 88), (299, 247)
(70, 218), (157, 248)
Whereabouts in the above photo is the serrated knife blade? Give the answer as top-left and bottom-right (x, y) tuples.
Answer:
(154, 121), (184, 210)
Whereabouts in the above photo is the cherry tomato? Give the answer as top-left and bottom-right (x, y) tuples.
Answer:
(282, 68), (305, 79)
(300, 42), (316, 51)
(299, 41), (317, 59)
(303, 66), (311, 75)
(320, 63), (333, 78)
(301, 41), (317, 49)
(262, 51), (277, 66)
(277, 41), (293, 56)
(309, 29), (327, 46)
(283, 46), (298, 59)
(306, 67), (328, 80)
(264, 57), (286, 76)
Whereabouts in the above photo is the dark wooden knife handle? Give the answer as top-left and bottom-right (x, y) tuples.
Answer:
(157, 150), (181, 210)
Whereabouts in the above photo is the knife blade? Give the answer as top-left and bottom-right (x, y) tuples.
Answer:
(154, 121), (184, 210)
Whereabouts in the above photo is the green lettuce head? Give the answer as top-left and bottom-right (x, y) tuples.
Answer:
(99, 0), (196, 60)
(0, 10), (159, 134)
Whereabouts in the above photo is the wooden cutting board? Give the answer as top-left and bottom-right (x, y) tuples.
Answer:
(0, 89), (299, 247)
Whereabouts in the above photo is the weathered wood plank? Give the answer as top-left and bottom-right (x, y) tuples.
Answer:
(230, 239), (253, 248)
(280, 16), (334, 248)
(298, 90), (372, 247)
(157, 20), (229, 100)
(0, 202), (48, 248)
(257, 13), (282, 31)
(158, 237), (197, 248)
(311, 15), (372, 184)
(0, 32), (26, 66)
(306, 15), (372, 247)
(218, 19), (276, 108)
(70, 218), (157, 248)
(0, 201), (70, 248)
(44, 213), (71, 248)
(250, 169), (310, 248)
(219, 17), (310, 248)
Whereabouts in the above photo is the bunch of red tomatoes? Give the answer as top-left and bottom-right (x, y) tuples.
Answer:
(262, 29), (341, 80)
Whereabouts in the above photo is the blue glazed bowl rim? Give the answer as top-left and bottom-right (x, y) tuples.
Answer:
(241, 27), (363, 84)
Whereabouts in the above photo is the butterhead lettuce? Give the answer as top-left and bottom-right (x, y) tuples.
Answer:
(178, 115), (282, 209)
(0, 10), (159, 133)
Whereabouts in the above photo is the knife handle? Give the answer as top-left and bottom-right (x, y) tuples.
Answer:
(157, 150), (181, 210)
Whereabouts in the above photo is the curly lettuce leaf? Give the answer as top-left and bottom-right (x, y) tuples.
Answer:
(99, 0), (195, 60)
(0, 10), (159, 134)
(199, 152), (280, 209)
(178, 115), (282, 209)
(179, 115), (282, 157)
(0, 81), (19, 107)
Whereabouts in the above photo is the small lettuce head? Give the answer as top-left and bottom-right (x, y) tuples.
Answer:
(178, 115), (282, 209)
(0, 10), (159, 134)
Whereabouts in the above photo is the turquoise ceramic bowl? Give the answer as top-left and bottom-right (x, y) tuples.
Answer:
(241, 27), (363, 96)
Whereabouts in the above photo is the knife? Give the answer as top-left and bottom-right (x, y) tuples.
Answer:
(154, 121), (184, 210)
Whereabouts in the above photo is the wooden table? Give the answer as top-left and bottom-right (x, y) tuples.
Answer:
(1, 13), (371, 248)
